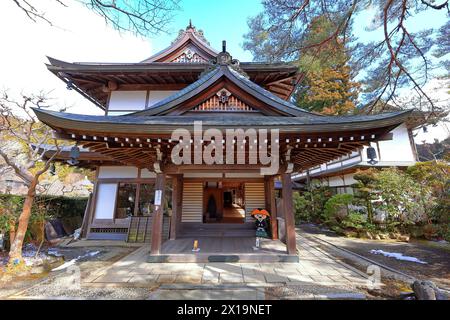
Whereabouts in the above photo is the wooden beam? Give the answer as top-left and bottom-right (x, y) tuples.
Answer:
(265, 175), (278, 240)
(150, 172), (166, 254)
(281, 173), (296, 254)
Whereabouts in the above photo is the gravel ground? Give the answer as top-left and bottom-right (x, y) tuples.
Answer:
(265, 283), (366, 299)
(4, 228), (448, 300)
(299, 224), (450, 290)
(0, 245), (136, 299)
(13, 274), (153, 300)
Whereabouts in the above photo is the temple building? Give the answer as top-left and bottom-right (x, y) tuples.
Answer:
(292, 118), (422, 194)
(33, 23), (413, 262)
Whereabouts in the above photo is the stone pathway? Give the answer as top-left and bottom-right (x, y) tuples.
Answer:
(82, 234), (369, 290)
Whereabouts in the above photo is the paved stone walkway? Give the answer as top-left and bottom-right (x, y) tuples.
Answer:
(81, 234), (368, 290)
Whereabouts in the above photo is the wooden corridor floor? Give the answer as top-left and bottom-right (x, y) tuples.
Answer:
(205, 204), (246, 223)
(161, 237), (287, 255)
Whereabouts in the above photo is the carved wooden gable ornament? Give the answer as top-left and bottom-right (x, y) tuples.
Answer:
(192, 88), (256, 112)
(171, 46), (208, 63)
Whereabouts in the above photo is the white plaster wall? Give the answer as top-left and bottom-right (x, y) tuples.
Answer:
(327, 174), (357, 187)
(327, 162), (343, 170)
(342, 156), (362, 166)
(98, 166), (138, 178)
(148, 91), (178, 107)
(141, 169), (156, 178)
(94, 183), (117, 219)
(362, 124), (415, 162)
(342, 173), (357, 185)
(328, 176), (345, 187)
(108, 91), (147, 111)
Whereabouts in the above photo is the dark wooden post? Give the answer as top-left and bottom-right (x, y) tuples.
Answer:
(80, 192), (93, 239)
(176, 177), (183, 233)
(151, 172), (166, 254)
(170, 175), (183, 240)
(281, 173), (296, 254)
(264, 175), (278, 240)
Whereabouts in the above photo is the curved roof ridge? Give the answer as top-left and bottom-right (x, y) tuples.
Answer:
(128, 64), (320, 117)
(141, 23), (218, 63)
(128, 66), (222, 116)
(225, 67), (316, 116)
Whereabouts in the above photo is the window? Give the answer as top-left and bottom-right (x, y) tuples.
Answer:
(137, 183), (155, 216)
(113, 180), (171, 218)
(115, 183), (137, 219)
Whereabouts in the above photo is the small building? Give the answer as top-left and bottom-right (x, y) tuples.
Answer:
(292, 111), (428, 194)
(33, 23), (413, 262)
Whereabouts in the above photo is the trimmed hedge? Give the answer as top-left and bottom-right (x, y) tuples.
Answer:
(0, 194), (88, 242)
(0, 194), (88, 219)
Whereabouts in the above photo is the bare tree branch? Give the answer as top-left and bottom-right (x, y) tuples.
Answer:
(11, 0), (180, 36)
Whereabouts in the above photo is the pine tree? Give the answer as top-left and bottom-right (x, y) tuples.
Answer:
(295, 16), (360, 115)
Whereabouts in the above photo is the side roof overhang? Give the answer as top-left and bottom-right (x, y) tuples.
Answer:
(32, 144), (119, 168)
(45, 57), (300, 111)
(128, 65), (312, 117)
(32, 108), (412, 136)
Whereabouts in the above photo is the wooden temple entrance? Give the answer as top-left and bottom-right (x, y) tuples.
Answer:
(162, 174), (295, 262)
(34, 22), (412, 263)
(157, 237), (290, 263)
(203, 181), (245, 224)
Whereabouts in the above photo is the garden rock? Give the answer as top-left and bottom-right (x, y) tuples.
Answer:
(412, 281), (448, 300)
(389, 232), (401, 240)
(343, 230), (358, 238)
(398, 235), (410, 242)
(360, 231), (373, 239)
(379, 233), (390, 240)
(45, 222), (58, 241)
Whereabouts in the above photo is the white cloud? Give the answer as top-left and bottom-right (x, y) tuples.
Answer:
(412, 78), (450, 144)
(0, 0), (152, 115)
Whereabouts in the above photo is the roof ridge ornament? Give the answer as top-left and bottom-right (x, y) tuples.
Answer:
(210, 40), (249, 78)
(171, 20), (210, 45)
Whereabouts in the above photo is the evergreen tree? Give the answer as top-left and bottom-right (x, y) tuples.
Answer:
(295, 16), (360, 115)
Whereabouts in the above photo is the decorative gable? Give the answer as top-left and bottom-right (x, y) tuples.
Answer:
(191, 89), (256, 112)
(142, 21), (218, 63)
(171, 47), (209, 63)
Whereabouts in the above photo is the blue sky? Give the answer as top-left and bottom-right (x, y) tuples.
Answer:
(0, 0), (447, 141)
(149, 0), (448, 67)
(148, 0), (263, 61)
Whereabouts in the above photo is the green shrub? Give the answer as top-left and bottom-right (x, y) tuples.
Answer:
(293, 192), (310, 223)
(0, 194), (88, 243)
(323, 194), (354, 224)
(341, 212), (366, 231)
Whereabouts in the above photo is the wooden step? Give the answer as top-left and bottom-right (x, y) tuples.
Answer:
(180, 222), (256, 238)
(148, 254), (299, 263)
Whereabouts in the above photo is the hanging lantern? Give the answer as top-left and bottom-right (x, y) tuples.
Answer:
(367, 146), (378, 165)
(67, 145), (80, 165)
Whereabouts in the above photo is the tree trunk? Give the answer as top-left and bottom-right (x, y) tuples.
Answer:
(8, 178), (38, 263)
(9, 221), (16, 249)
(367, 198), (373, 224)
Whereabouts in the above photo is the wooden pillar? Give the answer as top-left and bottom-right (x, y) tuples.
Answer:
(84, 166), (100, 238)
(264, 175), (278, 240)
(281, 173), (296, 254)
(151, 173), (166, 255)
(80, 193), (93, 239)
(170, 175), (183, 240)
(176, 177), (183, 232)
